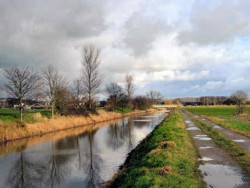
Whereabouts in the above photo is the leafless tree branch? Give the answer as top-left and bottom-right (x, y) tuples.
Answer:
(81, 45), (101, 110)
(42, 65), (67, 118)
(4, 66), (41, 122)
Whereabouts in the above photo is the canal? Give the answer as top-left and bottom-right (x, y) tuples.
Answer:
(0, 111), (167, 188)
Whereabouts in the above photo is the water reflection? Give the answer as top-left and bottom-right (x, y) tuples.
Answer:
(0, 112), (167, 188)
(8, 152), (46, 188)
(46, 139), (72, 188)
(107, 123), (125, 150)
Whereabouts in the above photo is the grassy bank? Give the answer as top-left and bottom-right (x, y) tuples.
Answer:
(0, 108), (51, 123)
(190, 115), (250, 174)
(185, 106), (250, 137)
(0, 109), (150, 143)
(108, 112), (204, 188)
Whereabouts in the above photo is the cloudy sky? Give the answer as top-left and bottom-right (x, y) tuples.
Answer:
(0, 0), (250, 98)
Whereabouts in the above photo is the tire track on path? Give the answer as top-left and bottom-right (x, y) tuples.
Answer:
(182, 111), (250, 188)
(188, 111), (250, 152)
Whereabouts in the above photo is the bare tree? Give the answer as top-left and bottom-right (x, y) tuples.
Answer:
(231, 90), (248, 115)
(42, 65), (67, 118)
(72, 79), (83, 108)
(4, 67), (41, 122)
(81, 45), (101, 110)
(147, 90), (163, 103)
(124, 74), (135, 108)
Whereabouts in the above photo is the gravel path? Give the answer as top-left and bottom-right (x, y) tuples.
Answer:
(182, 111), (250, 188)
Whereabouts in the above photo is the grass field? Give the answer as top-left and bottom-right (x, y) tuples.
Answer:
(109, 112), (204, 188)
(0, 108), (51, 123)
(185, 106), (250, 137)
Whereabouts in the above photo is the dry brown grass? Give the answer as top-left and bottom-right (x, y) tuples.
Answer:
(159, 166), (173, 175)
(204, 115), (224, 122)
(160, 141), (177, 148)
(0, 109), (149, 143)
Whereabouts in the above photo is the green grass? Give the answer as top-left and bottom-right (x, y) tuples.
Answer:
(185, 106), (250, 137)
(115, 107), (133, 114)
(185, 106), (250, 118)
(0, 108), (51, 123)
(191, 116), (250, 174)
(109, 112), (204, 188)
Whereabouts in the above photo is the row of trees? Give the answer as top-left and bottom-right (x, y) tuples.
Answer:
(3, 45), (163, 122)
(197, 92), (248, 115)
(104, 81), (159, 111)
(199, 96), (229, 105)
(3, 45), (102, 121)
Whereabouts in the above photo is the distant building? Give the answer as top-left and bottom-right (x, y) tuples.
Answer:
(0, 98), (49, 109)
(0, 98), (8, 108)
(178, 97), (201, 106)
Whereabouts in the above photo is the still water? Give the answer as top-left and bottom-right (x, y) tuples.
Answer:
(0, 111), (166, 188)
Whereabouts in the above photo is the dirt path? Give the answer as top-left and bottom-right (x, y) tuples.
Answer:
(187, 111), (250, 152)
(182, 111), (250, 188)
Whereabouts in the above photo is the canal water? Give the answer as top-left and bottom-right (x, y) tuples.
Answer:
(0, 111), (166, 188)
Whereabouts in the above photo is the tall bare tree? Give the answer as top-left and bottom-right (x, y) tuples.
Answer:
(72, 79), (83, 108)
(81, 45), (101, 110)
(4, 67), (41, 122)
(124, 74), (135, 108)
(42, 65), (67, 118)
(231, 90), (248, 115)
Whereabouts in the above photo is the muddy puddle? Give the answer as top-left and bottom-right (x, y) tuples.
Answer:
(198, 157), (213, 161)
(141, 116), (159, 118)
(193, 137), (212, 141)
(186, 127), (200, 131)
(132, 119), (152, 122)
(233, 139), (246, 143)
(182, 112), (250, 188)
(199, 146), (212, 149)
(200, 164), (244, 188)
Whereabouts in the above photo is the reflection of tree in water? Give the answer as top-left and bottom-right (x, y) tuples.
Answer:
(126, 120), (134, 150)
(133, 120), (150, 128)
(8, 151), (46, 188)
(107, 118), (135, 151)
(107, 123), (125, 150)
(77, 131), (103, 188)
(46, 136), (78, 188)
(8, 136), (79, 188)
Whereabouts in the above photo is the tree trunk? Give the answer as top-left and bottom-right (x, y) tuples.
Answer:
(20, 98), (23, 123)
(51, 101), (55, 119)
(88, 91), (92, 110)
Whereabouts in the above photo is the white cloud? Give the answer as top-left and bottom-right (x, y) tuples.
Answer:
(0, 0), (250, 98)
(203, 81), (224, 90)
(178, 0), (250, 45)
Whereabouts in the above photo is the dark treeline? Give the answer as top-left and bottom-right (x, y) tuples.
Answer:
(177, 91), (249, 116)
(199, 96), (231, 105)
(177, 94), (249, 106)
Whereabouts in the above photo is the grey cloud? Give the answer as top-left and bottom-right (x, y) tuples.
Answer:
(0, 0), (106, 69)
(0, 0), (250, 98)
(123, 9), (171, 56)
(178, 1), (250, 45)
